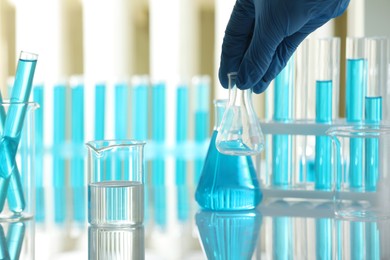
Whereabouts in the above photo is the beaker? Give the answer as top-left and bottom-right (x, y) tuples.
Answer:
(0, 101), (37, 260)
(195, 99), (262, 210)
(328, 125), (390, 221)
(216, 72), (264, 155)
(86, 140), (146, 260)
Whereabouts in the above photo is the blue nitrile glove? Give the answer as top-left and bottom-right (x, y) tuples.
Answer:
(219, 0), (350, 94)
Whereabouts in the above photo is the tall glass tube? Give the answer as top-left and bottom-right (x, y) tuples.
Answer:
(346, 37), (366, 189)
(365, 37), (387, 191)
(272, 58), (294, 187)
(2, 51), (38, 213)
(192, 75), (210, 185)
(315, 38), (340, 191)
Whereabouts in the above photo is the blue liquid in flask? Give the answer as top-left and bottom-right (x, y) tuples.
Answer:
(195, 131), (262, 210)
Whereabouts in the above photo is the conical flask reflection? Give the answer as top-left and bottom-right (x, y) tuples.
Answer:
(216, 72), (264, 155)
(196, 210), (262, 260)
(195, 100), (262, 211)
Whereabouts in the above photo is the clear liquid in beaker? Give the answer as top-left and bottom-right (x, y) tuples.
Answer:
(88, 181), (144, 226)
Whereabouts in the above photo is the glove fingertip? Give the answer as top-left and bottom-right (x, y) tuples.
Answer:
(218, 68), (229, 89)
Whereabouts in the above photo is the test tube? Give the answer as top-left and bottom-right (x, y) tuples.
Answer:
(0, 93), (10, 211)
(94, 82), (106, 140)
(315, 203), (334, 259)
(114, 81), (130, 179)
(131, 76), (149, 224)
(152, 81), (166, 227)
(192, 75), (210, 185)
(366, 222), (380, 259)
(365, 37), (387, 191)
(314, 38), (340, 190)
(176, 82), (189, 222)
(70, 76), (85, 223)
(272, 57), (294, 186)
(53, 82), (67, 223)
(346, 37), (366, 189)
(272, 201), (293, 259)
(33, 84), (45, 222)
(1, 52), (37, 213)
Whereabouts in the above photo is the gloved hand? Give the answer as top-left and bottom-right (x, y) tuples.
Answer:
(219, 0), (350, 94)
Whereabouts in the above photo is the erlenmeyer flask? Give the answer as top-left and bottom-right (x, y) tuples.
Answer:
(195, 100), (262, 210)
(216, 72), (264, 155)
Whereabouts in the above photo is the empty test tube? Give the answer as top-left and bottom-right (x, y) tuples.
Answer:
(2, 52), (38, 213)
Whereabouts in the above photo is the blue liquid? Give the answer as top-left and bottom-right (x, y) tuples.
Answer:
(33, 85), (45, 222)
(351, 222), (364, 260)
(94, 83), (105, 140)
(315, 80), (332, 190)
(196, 210), (261, 260)
(346, 59), (366, 122)
(0, 225), (9, 259)
(194, 111), (209, 184)
(152, 83), (166, 226)
(315, 204), (333, 260)
(71, 85), (85, 223)
(346, 59), (366, 189)
(366, 222), (380, 260)
(365, 96), (382, 191)
(272, 59), (294, 187)
(273, 216), (293, 259)
(272, 135), (292, 186)
(195, 131), (262, 210)
(132, 83), (148, 140)
(53, 85), (66, 223)
(114, 82), (129, 139)
(6, 222), (25, 260)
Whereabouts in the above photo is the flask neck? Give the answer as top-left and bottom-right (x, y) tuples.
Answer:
(213, 100), (227, 130)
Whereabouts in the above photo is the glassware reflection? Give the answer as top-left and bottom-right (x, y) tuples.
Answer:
(196, 210), (262, 260)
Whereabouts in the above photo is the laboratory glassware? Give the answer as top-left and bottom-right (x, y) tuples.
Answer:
(195, 99), (262, 210)
(272, 58), (294, 187)
(196, 210), (261, 260)
(314, 38), (340, 191)
(345, 38), (366, 189)
(86, 140), (145, 259)
(328, 125), (390, 220)
(216, 72), (264, 156)
(365, 37), (388, 191)
(0, 101), (37, 260)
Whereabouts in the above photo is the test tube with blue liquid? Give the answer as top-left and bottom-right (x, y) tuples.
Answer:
(272, 58), (294, 187)
(364, 37), (387, 191)
(314, 38), (340, 190)
(70, 76), (85, 223)
(131, 76), (149, 224)
(175, 82), (189, 222)
(192, 75), (210, 185)
(114, 80), (130, 180)
(1, 51), (38, 214)
(152, 81), (167, 226)
(94, 82), (106, 140)
(53, 82), (67, 223)
(33, 84), (45, 222)
(346, 37), (366, 189)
